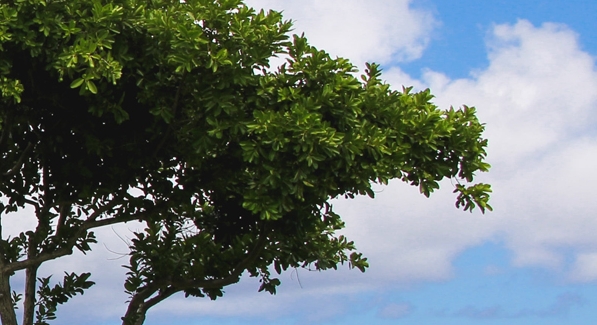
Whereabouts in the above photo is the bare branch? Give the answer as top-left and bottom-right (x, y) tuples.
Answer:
(23, 198), (40, 211)
(2, 246), (72, 274)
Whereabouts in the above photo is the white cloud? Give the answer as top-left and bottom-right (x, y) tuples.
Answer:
(244, 0), (436, 68)
(570, 253), (597, 282)
(423, 20), (597, 168)
(379, 20), (597, 279)
(334, 180), (498, 284)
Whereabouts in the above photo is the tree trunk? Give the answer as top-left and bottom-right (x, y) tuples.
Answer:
(121, 303), (147, 325)
(22, 265), (39, 325)
(0, 271), (18, 325)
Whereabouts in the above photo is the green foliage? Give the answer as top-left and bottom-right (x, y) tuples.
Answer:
(34, 273), (95, 325)
(0, 0), (491, 324)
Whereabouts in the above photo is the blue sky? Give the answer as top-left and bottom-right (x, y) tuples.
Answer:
(405, 0), (597, 79)
(20, 0), (597, 324)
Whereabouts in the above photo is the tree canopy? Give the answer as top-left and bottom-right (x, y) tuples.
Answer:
(0, 0), (491, 324)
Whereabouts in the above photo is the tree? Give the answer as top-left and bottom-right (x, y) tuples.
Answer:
(0, 0), (491, 324)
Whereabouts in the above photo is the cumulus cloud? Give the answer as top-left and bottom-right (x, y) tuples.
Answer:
(569, 252), (597, 282)
(423, 20), (597, 167)
(244, 0), (436, 68)
(333, 180), (498, 284)
(367, 19), (597, 282)
(411, 20), (597, 276)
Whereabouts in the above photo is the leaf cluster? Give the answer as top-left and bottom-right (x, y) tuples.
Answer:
(34, 273), (95, 325)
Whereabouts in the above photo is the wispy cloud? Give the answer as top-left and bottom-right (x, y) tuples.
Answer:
(377, 302), (414, 319)
(450, 292), (586, 319)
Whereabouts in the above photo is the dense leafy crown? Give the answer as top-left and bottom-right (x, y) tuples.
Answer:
(0, 0), (491, 324)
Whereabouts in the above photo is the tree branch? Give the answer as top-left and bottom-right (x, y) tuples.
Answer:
(141, 286), (178, 312)
(22, 264), (38, 325)
(23, 170), (56, 325)
(23, 198), (40, 212)
(55, 203), (69, 239)
(121, 281), (163, 325)
(139, 244), (265, 316)
(1, 202), (163, 274)
(170, 233), (267, 291)
(3, 142), (34, 177)
(122, 229), (268, 325)
(85, 198), (123, 224)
